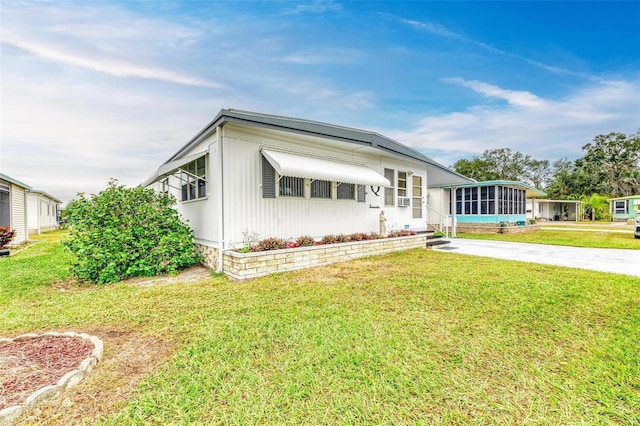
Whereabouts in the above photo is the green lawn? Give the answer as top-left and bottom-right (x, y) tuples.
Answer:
(2, 231), (639, 424)
(459, 228), (640, 249)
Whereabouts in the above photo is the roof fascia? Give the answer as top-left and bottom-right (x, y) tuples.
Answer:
(28, 190), (62, 203)
(0, 173), (32, 190)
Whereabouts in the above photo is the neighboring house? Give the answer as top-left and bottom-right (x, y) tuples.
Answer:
(143, 108), (472, 271)
(428, 180), (546, 235)
(527, 199), (583, 222)
(27, 190), (62, 234)
(609, 195), (640, 221)
(0, 173), (31, 245)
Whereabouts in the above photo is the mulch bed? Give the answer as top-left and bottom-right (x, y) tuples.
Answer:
(0, 336), (94, 410)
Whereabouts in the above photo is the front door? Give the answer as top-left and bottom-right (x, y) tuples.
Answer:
(411, 175), (424, 228)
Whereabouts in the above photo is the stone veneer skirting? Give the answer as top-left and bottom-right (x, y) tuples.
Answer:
(220, 234), (427, 280)
(456, 224), (541, 234)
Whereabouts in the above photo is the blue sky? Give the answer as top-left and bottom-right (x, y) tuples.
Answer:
(1, 0), (639, 203)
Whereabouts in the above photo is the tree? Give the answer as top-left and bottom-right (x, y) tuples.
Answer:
(580, 194), (611, 221)
(451, 157), (497, 182)
(579, 131), (640, 197)
(523, 158), (551, 189)
(452, 148), (544, 186)
(64, 179), (201, 284)
(482, 148), (531, 181)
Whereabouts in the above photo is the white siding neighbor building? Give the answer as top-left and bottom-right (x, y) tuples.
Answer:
(27, 190), (62, 234)
(0, 173), (31, 245)
(143, 109), (472, 272)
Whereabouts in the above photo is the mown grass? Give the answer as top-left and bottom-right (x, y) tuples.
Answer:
(459, 228), (640, 249)
(1, 232), (639, 424)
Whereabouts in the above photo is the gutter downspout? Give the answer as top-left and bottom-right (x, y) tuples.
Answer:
(216, 125), (225, 274)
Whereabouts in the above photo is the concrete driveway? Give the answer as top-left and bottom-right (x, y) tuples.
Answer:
(437, 239), (640, 278)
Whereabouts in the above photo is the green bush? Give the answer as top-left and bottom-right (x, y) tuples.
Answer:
(64, 180), (201, 284)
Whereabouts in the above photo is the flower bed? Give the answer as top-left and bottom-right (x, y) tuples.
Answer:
(239, 230), (417, 253)
(224, 233), (427, 280)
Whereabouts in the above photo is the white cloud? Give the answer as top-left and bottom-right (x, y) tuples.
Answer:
(444, 78), (547, 108)
(0, 2), (224, 89)
(387, 14), (579, 77)
(382, 78), (640, 166)
(2, 30), (224, 89)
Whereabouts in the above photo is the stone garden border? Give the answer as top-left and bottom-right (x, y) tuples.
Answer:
(0, 332), (103, 426)
(223, 234), (428, 280)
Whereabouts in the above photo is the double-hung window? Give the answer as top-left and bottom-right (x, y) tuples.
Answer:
(614, 200), (627, 215)
(397, 172), (407, 197)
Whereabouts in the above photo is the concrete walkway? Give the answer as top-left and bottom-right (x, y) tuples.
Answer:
(436, 239), (640, 278)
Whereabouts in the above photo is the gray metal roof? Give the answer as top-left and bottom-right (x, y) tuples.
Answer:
(0, 173), (32, 190)
(163, 108), (472, 185)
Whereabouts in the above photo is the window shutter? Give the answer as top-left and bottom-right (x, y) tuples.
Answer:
(357, 185), (365, 203)
(262, 154), (276, 198)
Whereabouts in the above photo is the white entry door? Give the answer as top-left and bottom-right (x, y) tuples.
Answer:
(411, 175), (425, 228)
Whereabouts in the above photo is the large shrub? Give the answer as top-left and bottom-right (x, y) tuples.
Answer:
(64, 180), (201, 284)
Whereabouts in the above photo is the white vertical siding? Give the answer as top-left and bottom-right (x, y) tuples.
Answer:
(163, 135), (221, 246)
(154, 123), (438, 249)
(220, 126), (428, 246)
(11, 185), (27, 244)
(27, 193), (61, 233)
(27, 194), (38, 233)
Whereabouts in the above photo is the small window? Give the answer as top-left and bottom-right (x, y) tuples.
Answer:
(397, 172), (407, 197)
(337, 183), (355, 200)
(384, 168), (394, 206)
(311, 180), (331, 199)
(280, 176), (304, 197)
(357, 185), (366, 203)
(180, 156), (207, 202)
(614, 200), (627, 215)
(161, 178), (169, 195)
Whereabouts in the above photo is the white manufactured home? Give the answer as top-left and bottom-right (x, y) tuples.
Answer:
(27, 190), (62, 234)
(143, 109), (472, 272)
(0, 173), (31, 245)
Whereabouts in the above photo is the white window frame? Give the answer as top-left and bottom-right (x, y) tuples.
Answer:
(614, 200), (627, 215)
(384, 168), (395, 207)
(180, 156), (208, 202)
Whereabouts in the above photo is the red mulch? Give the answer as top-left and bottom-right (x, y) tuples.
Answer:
(0, 335), (94, 410)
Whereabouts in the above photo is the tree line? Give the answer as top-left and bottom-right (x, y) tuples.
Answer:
(452, 130), (640, 200)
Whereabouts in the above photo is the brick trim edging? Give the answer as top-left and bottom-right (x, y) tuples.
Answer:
(0, 331), (104, 426)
